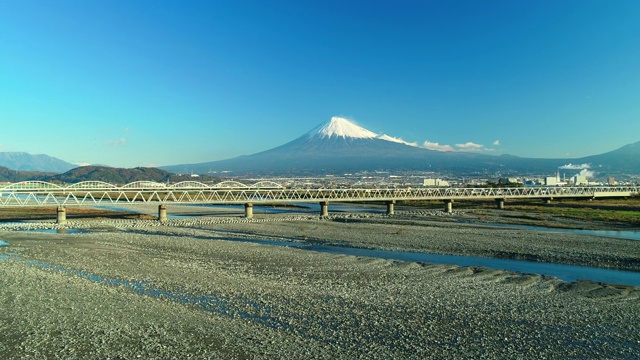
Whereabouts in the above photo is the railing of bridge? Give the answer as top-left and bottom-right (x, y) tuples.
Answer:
(0, 180), (638, 207)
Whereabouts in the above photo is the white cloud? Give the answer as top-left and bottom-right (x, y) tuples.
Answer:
(423, 140), (500, 153)
(104, 127), (131, 147)
(105, 138), (127, 147)
(493, 140), (500, 146)
(455, 142), (484, 151)
(378, 134), (418, 147)
(422, 141), (454, 152)
(559, 163), (590, 170)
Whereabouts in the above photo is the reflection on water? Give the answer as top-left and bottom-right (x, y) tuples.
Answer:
(7, 230), (640, 286)
(212, 238), (640, 287)
(192, 204), (640, 240)
(478, 222), (640, 241)
(92, 205), (141, 213)
(186, 203), (382, 215)
(311, 244), (640, 287)
(93, 203), (640, 241)
(24, 228), (86, 235)
(0, 240), (9, 246)
(4, 212), (640, 286)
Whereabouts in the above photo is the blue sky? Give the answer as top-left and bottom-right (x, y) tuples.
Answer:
(1, 0), (639, 168)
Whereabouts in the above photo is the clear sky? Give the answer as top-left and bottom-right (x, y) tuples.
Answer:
(1, 0), (639, 168)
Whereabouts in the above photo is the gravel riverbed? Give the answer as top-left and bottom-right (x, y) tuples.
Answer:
(1, 210), (639, 358)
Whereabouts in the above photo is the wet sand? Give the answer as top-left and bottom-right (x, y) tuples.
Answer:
(1, 209), (639, 358)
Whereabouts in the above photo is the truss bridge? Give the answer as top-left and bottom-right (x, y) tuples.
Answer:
(1, 180), (638, 221)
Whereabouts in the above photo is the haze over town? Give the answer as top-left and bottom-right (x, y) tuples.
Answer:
(1, 1), (639, 168)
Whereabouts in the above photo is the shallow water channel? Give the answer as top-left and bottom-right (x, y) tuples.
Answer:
(473, 222), (640, 241)
(9, 200), (640, 288)
(205, 237), (640, 287)
(9, 206), (640, 287)
(6, 226), (640, 286)
(1, 226), (640, 336)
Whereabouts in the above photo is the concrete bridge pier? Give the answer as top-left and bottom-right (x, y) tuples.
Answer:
(386, 200), (396, 215)
(158, 204), (168, 223)
(496, 199), (505, 210)
(320, 201), (329, 217)
(56, 206), (67, 225)
(444, 200), (453, 213)
(244, 203), (254, 219)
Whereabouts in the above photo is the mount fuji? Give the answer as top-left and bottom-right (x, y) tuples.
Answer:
(162, 116), (640, 177)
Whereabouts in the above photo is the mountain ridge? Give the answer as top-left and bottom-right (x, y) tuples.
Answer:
(0, 152), (76, 173)
(163, 117), (620, 177)
(3, 118), (638, 179)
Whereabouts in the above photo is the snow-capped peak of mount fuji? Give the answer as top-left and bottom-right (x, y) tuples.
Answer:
(309, 117), (378, 139)
(308, 116), (418, 147)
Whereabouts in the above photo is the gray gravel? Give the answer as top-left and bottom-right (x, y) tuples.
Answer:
(1, 211), (639, 359)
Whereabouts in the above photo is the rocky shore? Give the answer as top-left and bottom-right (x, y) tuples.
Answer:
(1, 209), (639, 358)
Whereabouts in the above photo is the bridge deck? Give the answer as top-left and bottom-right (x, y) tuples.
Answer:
(0, 181), (638, 207)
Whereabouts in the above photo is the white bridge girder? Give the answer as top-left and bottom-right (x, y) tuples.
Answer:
(0, 181), (638, 207)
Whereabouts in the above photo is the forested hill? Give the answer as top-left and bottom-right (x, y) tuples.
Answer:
(47, 166), (174, 184)
(1, 166), (220, 185)
(0, 166), (54, 182)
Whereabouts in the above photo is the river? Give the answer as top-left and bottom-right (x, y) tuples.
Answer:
(19, 204), (638, 287)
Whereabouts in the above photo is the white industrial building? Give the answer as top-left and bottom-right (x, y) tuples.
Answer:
(423, 178), (450, 187)
(545, 170), (567, 186)
(573, 175), (588, 185)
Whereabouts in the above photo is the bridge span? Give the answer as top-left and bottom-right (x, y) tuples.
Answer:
(1, 180), (638, 223)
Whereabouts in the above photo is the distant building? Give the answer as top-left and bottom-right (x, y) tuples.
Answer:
(608, 177), (616, 185)
(544, 169), (568, 186)
(573, 175), (588, 185)
(545, 177), (558, 186)
(498, 178), (521, 185)
(468, 178), (489, 186)
(423, 178), (450, 187)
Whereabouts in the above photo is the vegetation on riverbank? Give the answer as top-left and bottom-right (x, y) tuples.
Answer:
(401, 197), (640, 228)
(505, 204), (640, 227)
